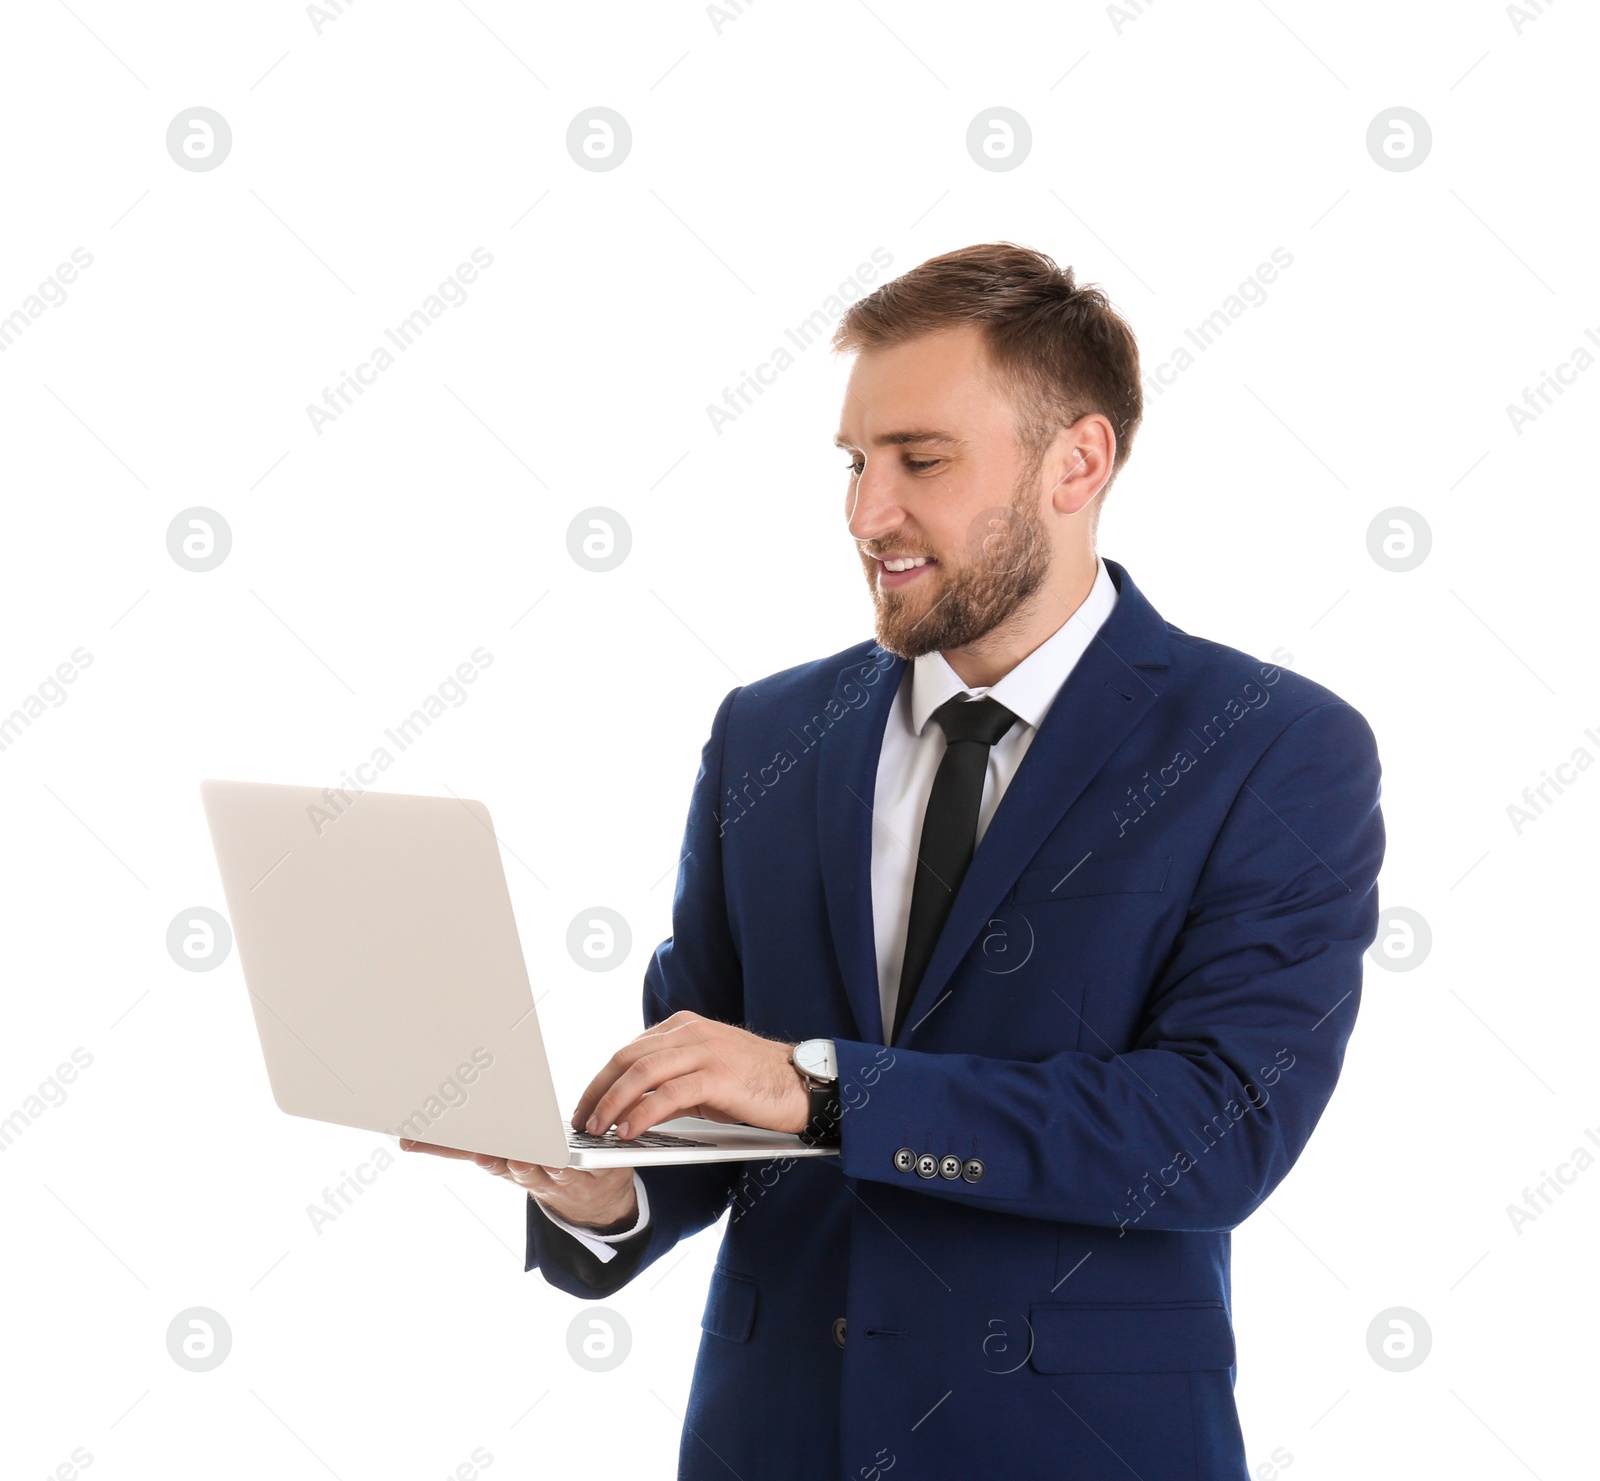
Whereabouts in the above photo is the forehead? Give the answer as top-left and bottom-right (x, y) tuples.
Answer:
(835, 324), (1014, 447)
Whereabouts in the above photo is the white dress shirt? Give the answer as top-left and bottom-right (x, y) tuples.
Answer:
(546, 555), (1118, 1257)
(869, 555), (1118, 1040)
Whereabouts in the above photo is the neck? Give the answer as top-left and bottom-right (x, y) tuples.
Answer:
(940, 548), (1100, 689)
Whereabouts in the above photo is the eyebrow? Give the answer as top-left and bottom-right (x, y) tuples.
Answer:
(832, 429), (963, 450)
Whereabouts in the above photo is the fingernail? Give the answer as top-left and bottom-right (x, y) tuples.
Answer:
(616, 1123), (629, 1139)
(585, 1115), (597, 1133)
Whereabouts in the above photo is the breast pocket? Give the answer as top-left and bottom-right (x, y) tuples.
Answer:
(1009, 854), (1172, 905)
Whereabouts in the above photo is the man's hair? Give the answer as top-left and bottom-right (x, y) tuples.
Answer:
(832, 242), (1143, 498)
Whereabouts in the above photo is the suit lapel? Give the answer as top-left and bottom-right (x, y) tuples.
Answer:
(815, 646), (905, 1046)
(890, 560), (1172, 1046)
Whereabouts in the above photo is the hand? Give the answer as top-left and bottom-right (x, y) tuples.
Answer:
(398, 1140), (639, 1232)
(574, 1010), (810, 1140)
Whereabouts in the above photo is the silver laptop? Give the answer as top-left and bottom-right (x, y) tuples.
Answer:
(199, 779), (836, 1169)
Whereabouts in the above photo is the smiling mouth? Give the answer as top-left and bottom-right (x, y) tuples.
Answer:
(872, 552), (939, 589)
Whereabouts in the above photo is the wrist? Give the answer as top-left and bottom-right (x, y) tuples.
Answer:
(540, 1190), (639, 1236)
(780, 1065), (812, 1134)
(789, 1038), (842, 1147)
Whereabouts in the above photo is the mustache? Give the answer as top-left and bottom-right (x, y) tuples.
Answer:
(858, 542), (939, 561)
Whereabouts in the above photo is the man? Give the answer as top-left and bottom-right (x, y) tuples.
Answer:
(406, 243), (1385, 1479)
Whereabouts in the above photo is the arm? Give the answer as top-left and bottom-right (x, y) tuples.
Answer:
(525, 1173), (654, 1298)
(832, 701), (1384, 1231)
(527, 687), (750, 1298)
(537, 1170), (650, 1258)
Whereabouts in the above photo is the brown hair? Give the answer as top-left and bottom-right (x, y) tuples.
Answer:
(831, 242), (1143, 496)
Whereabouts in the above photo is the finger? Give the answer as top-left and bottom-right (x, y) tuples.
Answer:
(585, 1046), (705, 1134)
(506, 1161), (617, 1187)
(570, 1038), (664, 1130)
(502, 1162), (565, 1194)
(398, 1139), (480, 1161)
(611, 1069), (713, 1140)
(569, 1016), (706, 1128)
(573, 1037), (689, 1129)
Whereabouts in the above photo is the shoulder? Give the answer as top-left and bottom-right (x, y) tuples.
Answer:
(1162, 626), (1378, 755)
(733, 638), (899, 713)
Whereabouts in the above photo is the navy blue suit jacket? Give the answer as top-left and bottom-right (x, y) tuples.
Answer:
(526, 560), (1385, 1480)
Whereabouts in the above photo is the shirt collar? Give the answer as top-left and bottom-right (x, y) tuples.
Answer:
(909, 555), (1119, 736)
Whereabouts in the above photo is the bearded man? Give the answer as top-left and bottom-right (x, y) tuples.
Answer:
(408, 242), (1385, 1481)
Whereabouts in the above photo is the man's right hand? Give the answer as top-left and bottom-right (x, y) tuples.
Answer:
(399, 1140), (639, 1233)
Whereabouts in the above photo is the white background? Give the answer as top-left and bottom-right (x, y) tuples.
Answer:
(2, 1), (1596, 1477)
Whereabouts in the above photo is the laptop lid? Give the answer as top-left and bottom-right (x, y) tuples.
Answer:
(200, 779), (572, 1167)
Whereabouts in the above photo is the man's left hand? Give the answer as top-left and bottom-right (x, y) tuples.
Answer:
(573, 1011), (810, 1139)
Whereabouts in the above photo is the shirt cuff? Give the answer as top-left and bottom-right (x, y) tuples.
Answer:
(536, 1171), (650, 1264)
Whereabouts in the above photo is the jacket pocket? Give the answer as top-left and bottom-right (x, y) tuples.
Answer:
(700, 1267), (758, 1343)
(1010, 854), (1172, 904)
(1027, 1300), (1234, 1373)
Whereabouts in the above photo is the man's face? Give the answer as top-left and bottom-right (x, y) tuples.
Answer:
(835, 324), (1054, 659)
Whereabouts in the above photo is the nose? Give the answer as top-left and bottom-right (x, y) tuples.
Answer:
(845, 461), (905, 545)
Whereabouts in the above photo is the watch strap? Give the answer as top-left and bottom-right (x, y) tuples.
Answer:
(800, 1080), (842, 1148)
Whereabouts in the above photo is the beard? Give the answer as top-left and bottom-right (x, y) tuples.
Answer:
(860, 481), (1053, 660)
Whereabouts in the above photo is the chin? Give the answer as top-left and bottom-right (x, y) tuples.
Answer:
(869, 589), (935, 660)
(872, 610), (939, 660)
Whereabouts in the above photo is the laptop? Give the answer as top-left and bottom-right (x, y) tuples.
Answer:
(199, 779), (836, 1169)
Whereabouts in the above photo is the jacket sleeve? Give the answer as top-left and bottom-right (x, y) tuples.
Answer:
(832, 700), (1385, 1232)
(526, 686), (749, 1298)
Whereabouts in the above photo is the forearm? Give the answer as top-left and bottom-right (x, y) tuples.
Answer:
(834, 1034), (1313, 1232)
(527, 1158), (739, 1297)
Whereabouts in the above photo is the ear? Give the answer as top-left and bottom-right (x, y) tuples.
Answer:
(1043, 413), (1115, 515)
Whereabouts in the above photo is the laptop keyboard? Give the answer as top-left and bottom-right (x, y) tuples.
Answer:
(567, 1129), (716, 1149)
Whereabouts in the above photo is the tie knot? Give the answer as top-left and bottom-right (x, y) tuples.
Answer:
(931, 694), (1017, 748)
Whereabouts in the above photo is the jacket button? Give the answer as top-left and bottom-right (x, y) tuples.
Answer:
(938, 1154), (961, 1180)
(962, 1157), (985, 1183)
(915, 1153), (938, 1179)
(893, 1147), (916, 1173)
(832, 1316), (847, 1348)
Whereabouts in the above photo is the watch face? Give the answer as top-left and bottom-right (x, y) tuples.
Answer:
(795, 1038), (837, 1081)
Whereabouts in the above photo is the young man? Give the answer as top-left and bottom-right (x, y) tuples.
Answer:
(408, 243), (1385, 1479)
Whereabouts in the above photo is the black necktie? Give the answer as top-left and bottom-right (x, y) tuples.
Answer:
(892, 695), (1018, 1041)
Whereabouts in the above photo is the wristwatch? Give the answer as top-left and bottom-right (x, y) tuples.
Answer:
(790, 1038), (842, 1147)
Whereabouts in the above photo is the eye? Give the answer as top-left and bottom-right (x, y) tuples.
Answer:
(906, 459), (942, 472)
(843, 456), (864, 476)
